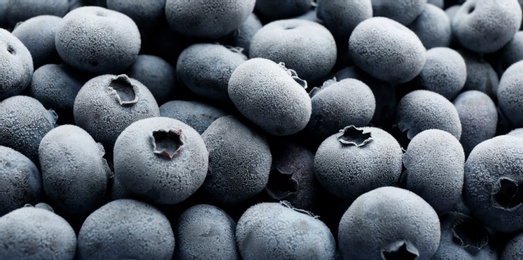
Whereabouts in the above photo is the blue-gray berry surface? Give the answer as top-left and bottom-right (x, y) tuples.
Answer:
(0, 28), (33, 100)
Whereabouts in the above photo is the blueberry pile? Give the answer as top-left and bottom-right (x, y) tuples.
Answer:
(3, 0), (523, 259)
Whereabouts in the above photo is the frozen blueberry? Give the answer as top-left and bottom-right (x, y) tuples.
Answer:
(314, 126), (403, 202)
(446, 5), (462, 21)
(200, 115), (271, 205)
(463, 135), (523, 233)
(0, 145), (42, 216)
(177, 43), (247, 104)
(249, 19), (337, 84)
(106, 0), (165, 34)
(0, 0), (7, 28)
(408, 3), (452, 49)
(502, 232), (523, 259)
(498, 60), (523, 127)
(428, 0), (444, 8)
(451, 0), (522, 53)
(0, 28), (33, 100)
(228, 58), (312, 136)
(113, 117), (208, 205)
(396, 89), (462, 141)
(254, 0), (313, 20)
(453, 90), (498, 156)
(499, 31), (523, 70)
(0, 95), (56, 164)
(73, 74), (160, 148)
(349, 17), (426, 84)
(159, 100), (229, 134)
(402, 129), (465, 215)
(306, 78), (376, 144)
(175, 204), (239, 259)
(236, 202), (336, 260)
(77, 199), (175, 260)
(316, 0), (373, 41)
(460, 50), (499, 99)
(0, 206), (77, 260)
(39, 125), (111, 218)
(371, 0), (427, 25)
(55, 6), (141, 74)
(5, 0), (68, 26)
(165, 0), (255, 39)
(338, 186), (441, 260)
(508, 128), (523, 138)
(226, 13), (263, 56)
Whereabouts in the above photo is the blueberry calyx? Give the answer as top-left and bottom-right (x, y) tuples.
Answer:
(152, 129), (184, 159)
(280, 200), (318, 218)
(266, 167), (298, 200)
(451, 215), (489, 255)
(109, 75), (139, 106)
(491, 177), (523, 211)
(381, 240), (418, 260)
(278, 62), (308, 89)
(337, 125), (372, 147)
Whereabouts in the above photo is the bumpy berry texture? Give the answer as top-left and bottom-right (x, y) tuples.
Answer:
(502, 232), (523, 259)
(460, 51), (499, 100)
(254, 0), (312, 20)
(77, 199), (175, 260)
(500, 31), (523, 69)
(408, 3), (451, 49)
(338, 186), (441, 260)
(498, 60), (523, 127)
(371, 0), (426, 25)
(314, 126), (403, 202)
(113, 117), (208, 205)
(228, 58), (311, 136)
(55, 6), (141, 74)
(159, 100), (229, 134)
(0, 28), (33, 100)
(316, 0), (372, 41)
(5, 0), (68, 27)
(200, 115), (271, 205)
(236, 202), (336, 260)
(0, 145), (42, 216)
(175, 204), (239, 259)
(0, 206), (77, 260)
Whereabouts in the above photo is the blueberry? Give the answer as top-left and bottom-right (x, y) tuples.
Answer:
(77, 199), (175, 260)
(498, 60), (523, 127)
(508, 128), (523, 138)
(460, 50), (499, 100)
(371, 0), (427, 25)
(349, 17), (426, 84)
(428, 0), (444, 8)
(106, 0), (165, 34)
(316, 0), (373, 41)
(0, 145), (42, 216)
(5, 0), (68, 27)
(175, 204), (239, 259)
(408, 4), (452, 49)
(113, 117), (208, 205)
(55, 6), (141, 74)
(0, 206), (77, 260)
(314, 126), (403, 202)
(254, 0), (313, 20)
(160, 100), (229, 134)
(228, 58), (311, 136)
(338, 186), (441, 260)
(0, 28), (33, 100)
(0, 0), (7, 28)
(500, 31), (523, 70)
(236, 202), (336, 260)
(502, 232), (523, 259)
(226, 13), (263, 56)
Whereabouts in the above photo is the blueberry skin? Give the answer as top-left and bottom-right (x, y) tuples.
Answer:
(403, 129), (465, 215)
(249, 19), (337, 84)
(73, 74), (160, 148)
(106, 0), (165, 33)
(396, 89), (462, 141)
(428, 0), (444, 8)
(0, 95), (56, 164)
(460, 50), (499, 100)
(77, 199), (175, 260)
(502, 232), (523, 259)
(177, 43), (247, 104)
(254, 0), (313, 20)
(338, 186), (441, 260)
(0, 0), (7, 28)
(464, 135), (523, 233)
(0, 206), (77, 260)
(371, 0), (427, 25)
(236, 202), (336, 260)
(165, 0), (255, 40)
(453, 90), (498, 156)
(452, 0), (522, 53)
(160, 100), (229, 134)
(408, 4), (451, 49)
(500, 31), (523, 69)
(0, 145), (42, 216)
(498, 61), (523, 127)
(349, 17), (426, 84)
(0, 28), (33, 100)
(113, 117), (208, 205)
(5, 0), (68, 27)
(508, 128), (523, 138)
(228, 58), (312, 136)
(228, 13), (263, 56)
(39, 124), (111, 218)
(175, 204), (239, 260)
(314, 126), (403, 202)
(316, 0), (372, 41)
(55, 6), (141, 74)
(201, 115), (271, 205)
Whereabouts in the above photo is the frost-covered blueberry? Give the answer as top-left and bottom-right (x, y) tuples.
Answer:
(249, 19), (337, 84)
(77, 199), (175, 260)
(408, 3), (451, 49)
(451, 0), (522, 53)
(0, 0), (7, 28)
(0, 206), (77, 260)
(175, 204), (239, 259)
(500, 31), (523, 70)
(402, 129), (465, 215)
(464, 135), (523, 233)
(349, 17), (426, 84)
(165, 0), (255, 39)
(177, 43), (247, 104)
(371, 0), (427, 25)
(460, 50), (499, 99)
(39, 125), (111, 218)
(159, 100), (229, 134)
(200, 116), (271, 205)
(316, 0), (372, 41)
(453, 90), (498, 156)
(113, 117), (208, 205)
(73, 74), (160, 148)
(314, 126), (403, 202)
(338, 186), (441, 260)
(508, 128), (523, 138)
(0, 28), (33, 100)
(0, 146), (42, 216)
(106, 0), (165, 34)
(5, 0), (68, 26)
(236, 202), (336, 260)
(0, 95), (56, 164)
(226, 13), (263, 56)
(502, 232), (523, 259)
(228, 58), (312, 136)
(396, 89), (462, 141)
(498, 61), (523, 127)
(55, 6), (141, 74)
